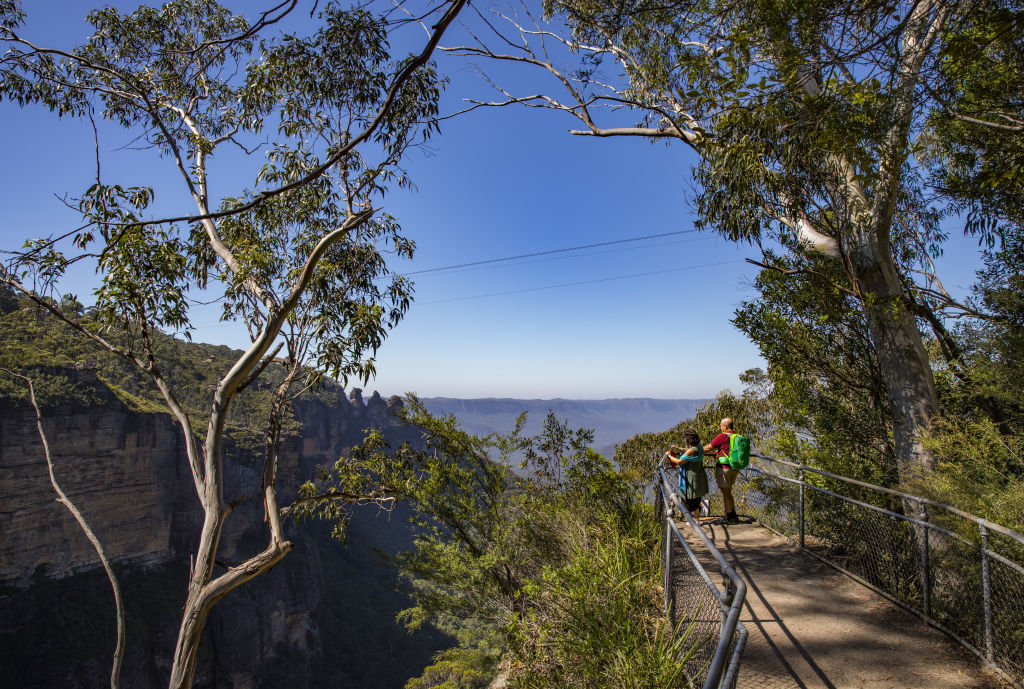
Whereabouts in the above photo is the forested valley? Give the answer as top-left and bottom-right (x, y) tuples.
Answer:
(2, 0), (1023, 687)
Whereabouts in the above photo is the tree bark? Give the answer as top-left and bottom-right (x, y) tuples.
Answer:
(168, 540), (291, 689)
(854, 229), (939, 477)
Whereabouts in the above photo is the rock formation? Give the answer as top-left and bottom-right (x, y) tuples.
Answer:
(0, 367), (439, 689)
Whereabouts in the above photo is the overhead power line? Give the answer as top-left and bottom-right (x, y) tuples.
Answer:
(404, 229), (702, 276)
(418, 259), (742, 305)
(413, 235), (709, 277)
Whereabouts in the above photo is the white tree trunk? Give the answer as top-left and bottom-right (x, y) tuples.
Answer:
(854, 229), (939, 477)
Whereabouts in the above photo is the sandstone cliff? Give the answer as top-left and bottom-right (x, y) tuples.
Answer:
(0, 367), (443, 689)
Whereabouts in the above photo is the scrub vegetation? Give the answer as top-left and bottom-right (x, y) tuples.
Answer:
(304, 400), (700, 688)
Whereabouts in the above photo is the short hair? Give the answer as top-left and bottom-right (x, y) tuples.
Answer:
(683, 428), (700, 447)
(721, 417), (734, 430)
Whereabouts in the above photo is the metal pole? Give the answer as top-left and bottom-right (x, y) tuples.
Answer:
(662, 515), (669, 612)
(798, 469), (805, 548)
(659, 473), (671, 619)
(980, 523), (995, 662)
(917, 500), (931, 617)
(665, 515), (675, 622)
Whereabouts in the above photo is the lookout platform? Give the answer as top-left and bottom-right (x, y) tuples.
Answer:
(683, 518), (1005, 689)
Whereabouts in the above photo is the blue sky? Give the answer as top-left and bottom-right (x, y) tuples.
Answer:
(0, 1), (985, 400)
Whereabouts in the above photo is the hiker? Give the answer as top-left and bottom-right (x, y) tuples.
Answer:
(662, 429), (708, 514)
(706, 417), (741, 524)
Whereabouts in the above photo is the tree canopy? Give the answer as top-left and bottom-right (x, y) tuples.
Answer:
(445, 0), (1024, 485)
(0, 1), (468, 686)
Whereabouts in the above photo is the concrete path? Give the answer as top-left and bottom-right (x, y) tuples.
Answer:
(681, 518), (1006, 689)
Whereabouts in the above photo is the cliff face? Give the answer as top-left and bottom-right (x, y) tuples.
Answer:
(1, 400), (191, 586)
(0, 369), (434, 689)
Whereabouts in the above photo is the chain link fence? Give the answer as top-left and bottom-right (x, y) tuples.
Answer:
(654, 465), (748, 689)
(727, 454), (1024, 689)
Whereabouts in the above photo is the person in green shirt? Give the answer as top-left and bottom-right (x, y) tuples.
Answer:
(663, 428), (708, 514)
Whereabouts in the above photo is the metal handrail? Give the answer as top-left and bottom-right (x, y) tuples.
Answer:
(740, 453), (1024, 689)
(655, 464), (747, 689)
(750, 453), (1024, 547)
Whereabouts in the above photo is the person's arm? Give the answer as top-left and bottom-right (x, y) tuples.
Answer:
(705, 434), (726, 458)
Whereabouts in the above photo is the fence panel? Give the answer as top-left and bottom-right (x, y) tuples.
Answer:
(736, 454), (1024, 689)
(654, 466), (747, 689)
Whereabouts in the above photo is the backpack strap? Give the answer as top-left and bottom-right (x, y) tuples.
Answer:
(718, 432), (733, 464)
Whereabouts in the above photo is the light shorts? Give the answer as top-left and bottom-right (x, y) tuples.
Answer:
(715, 463), (739, 490)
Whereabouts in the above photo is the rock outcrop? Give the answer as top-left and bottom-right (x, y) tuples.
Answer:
(0, 367), (434, 689)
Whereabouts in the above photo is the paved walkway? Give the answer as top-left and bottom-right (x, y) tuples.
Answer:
(680, 518), (1006, 689)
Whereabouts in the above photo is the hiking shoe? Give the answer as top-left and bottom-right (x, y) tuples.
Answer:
(725, 512), (741, 525)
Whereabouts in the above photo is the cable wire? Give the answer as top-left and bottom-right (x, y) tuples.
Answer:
(404, 229), (701, 276)
(412, 235), (709, 278)
(418, 259), (741, 305)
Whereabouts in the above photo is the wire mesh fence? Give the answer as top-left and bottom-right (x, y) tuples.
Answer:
(654, 466), (747, 689)
(730, 454), (1024, 689)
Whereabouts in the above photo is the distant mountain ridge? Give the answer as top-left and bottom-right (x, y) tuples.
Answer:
(420, 397), (709, 458)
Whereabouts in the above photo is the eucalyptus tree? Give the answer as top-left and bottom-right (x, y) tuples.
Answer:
(925, 1), (1024, 232)
(305, 400), (666, 688)
(0, 0), (467, 687)
(447, 0), (1023, 480)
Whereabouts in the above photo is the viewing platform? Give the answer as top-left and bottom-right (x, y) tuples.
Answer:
(686, 518), (1004, 688)
(655, 455), (1024, 689)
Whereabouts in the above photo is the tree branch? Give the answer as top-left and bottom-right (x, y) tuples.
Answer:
(745, 257), (859, 298)
(104, 0), (469, 232)
(2, 369), (126, 689)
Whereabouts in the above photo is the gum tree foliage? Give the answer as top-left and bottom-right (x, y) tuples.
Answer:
(733, 255), (901, 485)
(925, 1), (1024, 232)
(446, 0), (1024, 482)
(906, 4), (1024, 522)
(915, 231), (1024, 529)
(302, 399), (682, 688)
(613, 369), (771, 479)
(0, 0), (467, 687)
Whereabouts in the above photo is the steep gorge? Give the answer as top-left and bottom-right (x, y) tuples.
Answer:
(0, 366), (447, 689)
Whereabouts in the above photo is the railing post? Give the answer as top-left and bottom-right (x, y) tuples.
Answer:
(979, 523), (995, 662)
(655, 472), (670, 617)
(798, 468), (805, 548)
(916, 500), (931, 617)
(664, 513), (675, 622)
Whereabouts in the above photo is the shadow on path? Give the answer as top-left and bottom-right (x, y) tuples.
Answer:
(681, 518), (1004, 689)
(721, 525), (837, 689)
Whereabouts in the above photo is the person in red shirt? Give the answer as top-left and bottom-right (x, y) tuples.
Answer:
(705, 417), (740, 524)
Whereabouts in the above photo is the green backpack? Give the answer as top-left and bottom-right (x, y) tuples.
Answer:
(727, 433), (751, 470)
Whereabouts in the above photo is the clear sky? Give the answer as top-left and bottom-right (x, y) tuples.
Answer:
(0, 1), (986, 400)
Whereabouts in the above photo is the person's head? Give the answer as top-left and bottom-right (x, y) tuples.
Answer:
(683, 428), (700, 447)
(720, 417), (734, 433)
